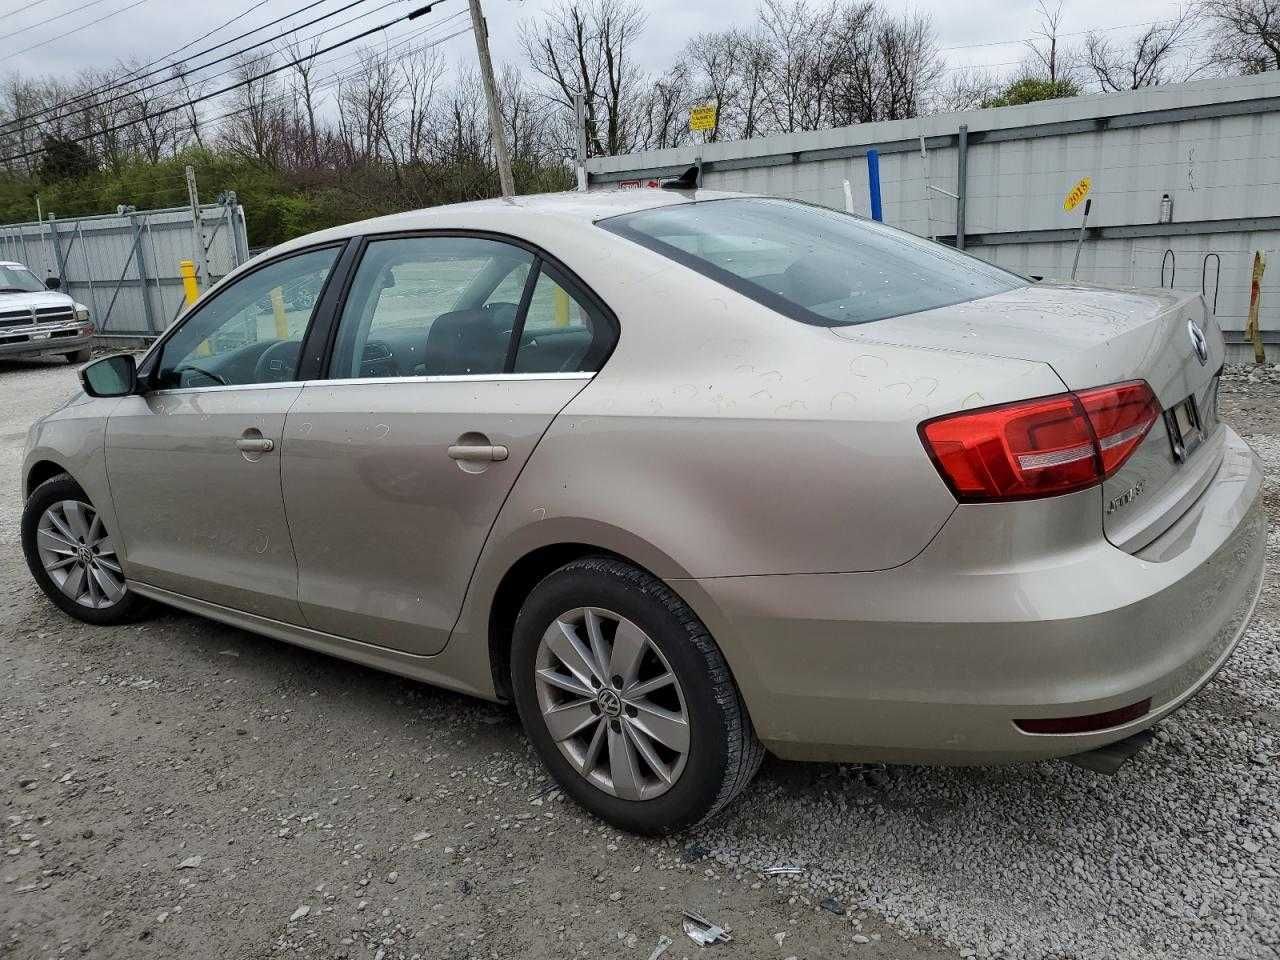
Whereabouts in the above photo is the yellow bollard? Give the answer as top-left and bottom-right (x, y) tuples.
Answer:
(179, 259), (200, 307)
(180, 260), (214, 355)
(553, 284), (570, 328)
(270, 286), (288, 339)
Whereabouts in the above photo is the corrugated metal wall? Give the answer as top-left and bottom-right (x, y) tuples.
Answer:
(0, 202), (249, 337)
(587, 73), (1280, 357)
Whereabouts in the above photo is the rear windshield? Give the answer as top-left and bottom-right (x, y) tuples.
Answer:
(598, 197), (1026, 327)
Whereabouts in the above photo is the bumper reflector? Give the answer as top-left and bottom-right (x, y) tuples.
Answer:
(1015, 698), (1151, 734)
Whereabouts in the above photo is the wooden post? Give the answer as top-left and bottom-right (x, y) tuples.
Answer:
(1246, 251), (1267, 364)
(467, 0), (515, 198)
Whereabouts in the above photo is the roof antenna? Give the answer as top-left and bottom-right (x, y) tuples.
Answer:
(662, 163), (700, 191)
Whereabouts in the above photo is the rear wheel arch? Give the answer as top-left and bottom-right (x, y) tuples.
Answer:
(484, 540), (746, 710)
(488, 543), (628, 701)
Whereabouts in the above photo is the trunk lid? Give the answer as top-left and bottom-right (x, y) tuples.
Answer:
(831, 281), (1226, 552)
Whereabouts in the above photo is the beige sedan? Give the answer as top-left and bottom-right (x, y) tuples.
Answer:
(20, 190), (1264, 833)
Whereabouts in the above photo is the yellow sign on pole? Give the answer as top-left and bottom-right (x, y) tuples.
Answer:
(689, 104), (717, 133)
(1064, 176), (1092, 213)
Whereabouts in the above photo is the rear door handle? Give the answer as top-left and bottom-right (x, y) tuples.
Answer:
(448, 443), (508, 462)
(236, 437), (275, 453)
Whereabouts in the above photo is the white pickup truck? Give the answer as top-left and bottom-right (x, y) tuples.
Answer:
(0, 261), (94, 364)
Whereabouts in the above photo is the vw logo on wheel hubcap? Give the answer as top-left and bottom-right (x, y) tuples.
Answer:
(596, 689), (623, 718)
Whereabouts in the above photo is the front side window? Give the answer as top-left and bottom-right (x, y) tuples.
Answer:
(155, 247), (339, 389)
(330, 236), (535, 380)
(599, 197), (1027, 327)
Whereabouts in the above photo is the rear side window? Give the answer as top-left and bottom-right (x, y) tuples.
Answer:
(513, 264), (602, 374)
(599, 197), (1026, 327)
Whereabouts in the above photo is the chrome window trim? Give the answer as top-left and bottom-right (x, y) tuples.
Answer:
(147, 381), (307, 397)
(145, 371), (593, 396)
(302, 372), (594, 387)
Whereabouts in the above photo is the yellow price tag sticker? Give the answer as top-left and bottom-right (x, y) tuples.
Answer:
(1064, 176), (1092, 213)
(689, 104), (717, 132)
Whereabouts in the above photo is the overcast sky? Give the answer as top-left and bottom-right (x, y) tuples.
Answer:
(0, 0), (1193, 92)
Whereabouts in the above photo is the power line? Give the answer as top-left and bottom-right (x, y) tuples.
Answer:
(942, 14), (1198, 56)
(0, 1), (351, 123)
(3, 0), (400, 138)
(136, 0), (275, 74)
(40, 16), (472, 199)
(0, 1), (454, 164)
(0, 0), (59, 20)
(0, 0), (155, 65)
(0, 0), (115, 44)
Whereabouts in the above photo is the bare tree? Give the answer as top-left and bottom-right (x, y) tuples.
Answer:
(758, 0), (836, 132)
(169, 64), (209, 151)
(827, 3), (942, 125)
(222, 53), (285, 166)
(1085, 6), (1206, 90)
(124, 75), (180, 164)
(401, 49), (445, 166)
(520, 0), (647, 157)
(930, 66), (1003, 112)
(683, 31), (740, 142)
(1026, 1), (1073, 82)
(336, 47), (405, 168)
(634, 61), (691, 150)
(281, 34), (324, 166)
(1201, 0), (1280, 73)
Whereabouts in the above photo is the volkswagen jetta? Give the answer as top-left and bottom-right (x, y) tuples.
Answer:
(20, 190), (1264, 833)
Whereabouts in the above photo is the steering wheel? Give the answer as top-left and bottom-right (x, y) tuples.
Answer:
(253, 340), (301, 383)
(170, 362), (228, 386)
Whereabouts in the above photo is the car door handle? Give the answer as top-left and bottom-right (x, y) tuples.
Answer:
(448, 443), (508, 462)
(236, 437), (275, 453)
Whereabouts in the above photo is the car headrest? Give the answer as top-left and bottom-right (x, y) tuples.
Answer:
(422, 308), (509, 376)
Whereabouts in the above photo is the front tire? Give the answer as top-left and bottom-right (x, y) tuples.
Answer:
(511, 557), (763, 834)
(65, 348), (92, 364)
(21, 474), (148, 625)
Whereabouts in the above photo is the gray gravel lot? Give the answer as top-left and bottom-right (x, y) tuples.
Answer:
(2, 356), (1278, 960)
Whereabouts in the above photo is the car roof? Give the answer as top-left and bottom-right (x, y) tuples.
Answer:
(267, 188), (755, 258)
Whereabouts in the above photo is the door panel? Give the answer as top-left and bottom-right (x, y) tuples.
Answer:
(280, 377), (587, 655)
(105, 245), (342, 622)
(106, 385), (306, 622)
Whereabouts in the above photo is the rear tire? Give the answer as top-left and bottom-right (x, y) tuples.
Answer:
(21, 474), (148, 625)
(510, 557), (763, 835)
(65, 348), (92, 364)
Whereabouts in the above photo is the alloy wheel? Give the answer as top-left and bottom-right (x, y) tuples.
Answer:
(534, 607), (690, 801)
(35, 499), (126, 610)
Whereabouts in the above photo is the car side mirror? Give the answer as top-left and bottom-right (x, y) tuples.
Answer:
(45, 276), (62, 291)
(79, 354), (137, 397)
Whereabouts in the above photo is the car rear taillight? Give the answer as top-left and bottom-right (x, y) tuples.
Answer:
(919, 381), (1160, 502)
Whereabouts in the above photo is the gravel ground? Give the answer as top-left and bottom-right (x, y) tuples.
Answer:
(2, 357), (1279, 960)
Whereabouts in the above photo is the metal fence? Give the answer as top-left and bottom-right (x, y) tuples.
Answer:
(587, 71), (1280, 360)
(0, 198), (249, 338)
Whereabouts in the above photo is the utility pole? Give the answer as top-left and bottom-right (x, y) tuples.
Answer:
(467, 0), (515, 198)
(574, 91), (588, 192)
(185, 164), (208, 288)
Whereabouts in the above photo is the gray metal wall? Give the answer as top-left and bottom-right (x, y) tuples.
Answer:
(0, 201), (249, 337)
(587, 73), (1280, 358)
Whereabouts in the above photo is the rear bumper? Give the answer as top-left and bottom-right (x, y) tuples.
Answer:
(0, 325), (92, 358)
(693, 427), (1266, 764)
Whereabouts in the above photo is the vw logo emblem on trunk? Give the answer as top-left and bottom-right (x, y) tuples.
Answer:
(1188, 320), (1209, 366)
